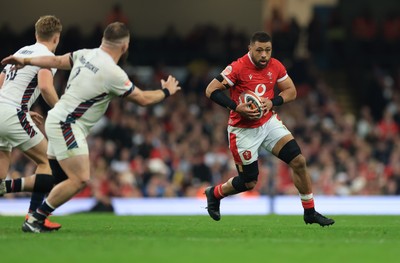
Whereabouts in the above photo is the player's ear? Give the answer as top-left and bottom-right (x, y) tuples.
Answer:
(248, 41), (254, 52)
(121, 43), (128, 54)
(53, 34), (60, 45)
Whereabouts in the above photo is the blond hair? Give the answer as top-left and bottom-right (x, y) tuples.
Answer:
(35, 15), (62, 41)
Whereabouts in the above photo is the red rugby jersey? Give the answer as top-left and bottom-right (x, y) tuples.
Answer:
(221, 52), (288, 128)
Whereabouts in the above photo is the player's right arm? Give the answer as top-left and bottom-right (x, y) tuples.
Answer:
(205, 77), (237, 110)
(205, 75), (254, 117)
(1, 53), (72, 70)
(0, 71), (5, 88)
(37, 68), (58, 107)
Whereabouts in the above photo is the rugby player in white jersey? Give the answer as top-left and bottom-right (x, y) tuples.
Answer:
(2, 22), (181, 233)
(0, 15), (62, 230)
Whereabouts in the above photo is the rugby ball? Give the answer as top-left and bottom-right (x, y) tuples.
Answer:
(239, 90), (264, 119)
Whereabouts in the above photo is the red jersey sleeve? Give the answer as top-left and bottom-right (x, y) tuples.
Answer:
(275, 59), (288, 83)
(221, 60), (240, 87)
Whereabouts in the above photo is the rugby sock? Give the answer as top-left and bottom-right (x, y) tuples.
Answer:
(300, 193), (316, 215)
(5, 178), (23, 193)
(33, 174), (55, 193)
(29, 192), (46, 212)
(33, 200), (55, 222)
(213, 184), (225, 200)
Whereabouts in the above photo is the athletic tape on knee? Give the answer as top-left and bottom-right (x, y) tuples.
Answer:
(236, 161), (259, 182)
(33, 174), (55, 193)
(232, 176), (248, 192)
(278, 139), (301, 164)
(232, 161), (259, 192)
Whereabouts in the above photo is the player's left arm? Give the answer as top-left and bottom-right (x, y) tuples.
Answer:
(265, 76), (297, 111)
(125, 75), (181, 106)
(276, 76), (297, 103)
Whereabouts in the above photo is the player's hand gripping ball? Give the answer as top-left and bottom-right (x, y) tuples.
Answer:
(239, 90), (264, 119)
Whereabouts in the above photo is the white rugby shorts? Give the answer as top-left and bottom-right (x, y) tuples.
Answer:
(45, 114), (89, 160)
(227, 114), (291, 165)
(0, 105), (44, 152)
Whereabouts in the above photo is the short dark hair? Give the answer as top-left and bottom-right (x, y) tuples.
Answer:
(250, 31), (271, 44)
(103, 22), (130, 42)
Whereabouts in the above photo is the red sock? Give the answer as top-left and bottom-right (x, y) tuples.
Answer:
(213, 184), (225, 200)
(300, 193), (315, 209)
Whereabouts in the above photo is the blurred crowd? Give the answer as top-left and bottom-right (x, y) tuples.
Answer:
(1, 2), (400, 207)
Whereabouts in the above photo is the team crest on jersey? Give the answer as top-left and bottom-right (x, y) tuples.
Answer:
(267, 72), (272, 80)
(222, 66), (232, 76)
(242, 150), (252, 160)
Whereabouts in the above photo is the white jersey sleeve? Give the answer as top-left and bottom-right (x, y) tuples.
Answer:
(0, 43), (56, 110)
(105, 66), (134, 97)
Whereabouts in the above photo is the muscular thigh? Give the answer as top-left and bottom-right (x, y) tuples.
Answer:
(22, 138), (54, 175)
(0, 150), (11, 178)
(59, 155), (91, 182)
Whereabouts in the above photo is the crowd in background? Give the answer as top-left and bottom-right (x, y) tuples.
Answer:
(1, 2), (399, 207)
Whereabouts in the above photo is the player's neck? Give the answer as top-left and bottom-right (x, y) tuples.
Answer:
(100, 45), (121, 64)
(37, 41), (55, 53)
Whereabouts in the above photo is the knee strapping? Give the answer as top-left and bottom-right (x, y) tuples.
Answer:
(232, 176), (248, 192)
(278, 139), (301, 164)
(236, 161), (259, 182)
(232, 161), (259, 192)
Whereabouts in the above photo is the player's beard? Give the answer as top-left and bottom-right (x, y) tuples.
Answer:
(254, 58), (269, 69)
(250, 53), (269, 69)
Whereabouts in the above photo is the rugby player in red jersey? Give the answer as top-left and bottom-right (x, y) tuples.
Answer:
(205, 31), (334, 226)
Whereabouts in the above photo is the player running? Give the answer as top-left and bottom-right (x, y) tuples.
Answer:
(204, 31), (334, 227)
(0, 15), (63, 230)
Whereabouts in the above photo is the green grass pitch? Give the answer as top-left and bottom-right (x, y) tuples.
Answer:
(0, 214), (399, 263)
